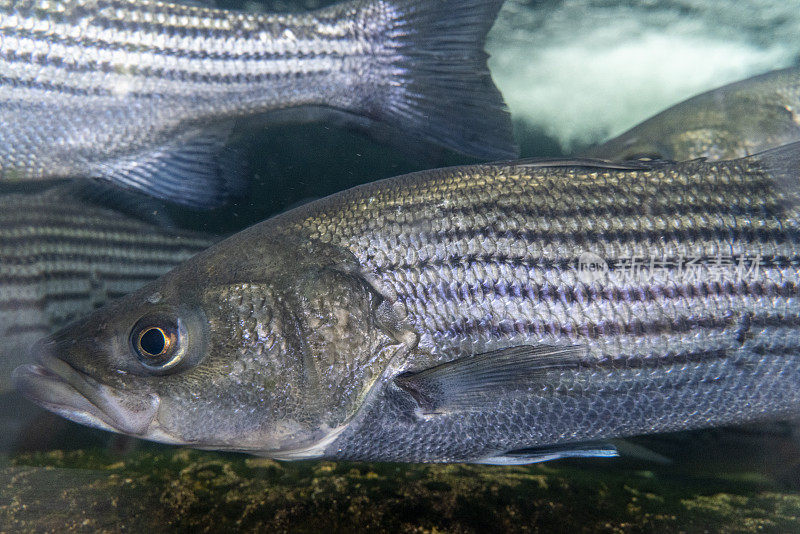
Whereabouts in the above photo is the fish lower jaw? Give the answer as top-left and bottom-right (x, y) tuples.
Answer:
(12, 363), (119, 433)
(11, 357), (159, 438)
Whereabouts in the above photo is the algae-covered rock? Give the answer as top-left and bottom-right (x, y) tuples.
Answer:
(2, 444), (800, 533)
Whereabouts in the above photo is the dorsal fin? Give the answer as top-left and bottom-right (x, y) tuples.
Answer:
(502, 157), (662, 170)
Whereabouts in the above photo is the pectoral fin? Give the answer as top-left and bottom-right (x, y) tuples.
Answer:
(475, 442), (619, 465)
(89, 124), (246, 209)
(394, 345), (584, 414)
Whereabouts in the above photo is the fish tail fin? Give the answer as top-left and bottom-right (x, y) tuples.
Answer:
(359, 0), (517, 160)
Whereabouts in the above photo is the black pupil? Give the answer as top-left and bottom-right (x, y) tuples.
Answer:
(140, 328), (166, 356)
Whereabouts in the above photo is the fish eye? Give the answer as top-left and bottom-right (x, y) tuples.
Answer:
(138, 327), (171, 357)
(130, 315), (188, 372)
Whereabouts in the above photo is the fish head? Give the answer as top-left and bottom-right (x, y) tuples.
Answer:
(13, 232), (410, 458)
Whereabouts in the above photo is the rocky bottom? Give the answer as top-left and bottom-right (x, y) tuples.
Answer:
(1, 440), (799, 533)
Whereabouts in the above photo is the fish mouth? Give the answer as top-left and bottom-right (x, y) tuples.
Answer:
(12, 350), (160, 437)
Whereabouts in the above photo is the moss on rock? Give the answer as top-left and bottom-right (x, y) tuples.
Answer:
(1, 446), (799, 533)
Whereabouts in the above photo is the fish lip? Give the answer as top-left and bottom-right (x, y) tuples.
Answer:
(12, 351), (160, 437)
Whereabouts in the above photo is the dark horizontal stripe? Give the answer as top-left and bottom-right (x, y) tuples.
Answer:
(2, 14), (338, 63)
(0, 299), (42, 312)
(0, 73), (108, 97)
(357, 170), (774, 225)
(88, 13), (262, 41)
(7, 8), (269, 55)
(376, 253), (800, 279)
(397, 277), (800, 309)
(594, 348), (731, 370)
(0, 209), (176, 234)
(0, 44), (338, 86)
(571, 344), (800, 394)
(0, 250), (192, 269)
(0, 268), (167, 284)
(0, 25), (353, 85)
(0, 322), (49, 336)
(84, 2), (352, 43)
(0, 216), (212, 247)
(0, 64), (336, 101)
(42, 289), (122, 304)
(0, 288), (138, 311)
(436, 313), (800, 341)
(0, 279), (159, 309)
(416, 225), (800, 251)
(0, 222), (208, 243)
(434, 193), (782, 228)
(0, 233), (208, 254)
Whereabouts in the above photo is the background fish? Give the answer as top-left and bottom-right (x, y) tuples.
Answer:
(583, 67), (800, 162)
(0, 0), (515, 208)
(0, 186), (214, 393)
(14, 143), (800, 463)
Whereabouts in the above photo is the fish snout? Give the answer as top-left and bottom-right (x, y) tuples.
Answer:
(13, 330), (162, 438)
(30, 316), (114, 373)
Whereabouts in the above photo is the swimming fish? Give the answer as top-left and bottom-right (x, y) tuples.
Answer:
(0, 186), (214, 392)
(14, 143), (800, 464)
(0, 0), (515, 208)
(584, 67), (800, 162)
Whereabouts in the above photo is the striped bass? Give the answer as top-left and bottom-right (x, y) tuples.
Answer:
(0, 0), (515, 208)
(585, 67), (800, 162)
(14, 143), (800, 463)
(1, 187), (214, 392)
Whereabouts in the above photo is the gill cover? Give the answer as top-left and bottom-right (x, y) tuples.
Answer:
(175, 234), (418, 457)
(253, 242), (416, 457)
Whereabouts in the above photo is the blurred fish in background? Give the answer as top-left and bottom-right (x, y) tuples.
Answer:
(0, 185), (215, 390)
(584, 67), (800, 162)
(0, 0), (515, 208)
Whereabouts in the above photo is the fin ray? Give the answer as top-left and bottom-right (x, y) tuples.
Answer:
(88, 124), (246, 209)
(46, 180), (177, 228)
(367, 0), (517, 159)
(395, 345), (585, 414)
(756, 141), (800, 183)
(475, 442), (619, 465)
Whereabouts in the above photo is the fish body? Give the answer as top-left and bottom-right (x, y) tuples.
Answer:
(14, 144), (800, 463)
(1, 187), (214, 392)
(0, 0), (515, 207)
(584, 67), (800, 162)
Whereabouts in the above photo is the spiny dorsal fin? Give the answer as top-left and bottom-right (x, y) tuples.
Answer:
(506, 157), (661, 170)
